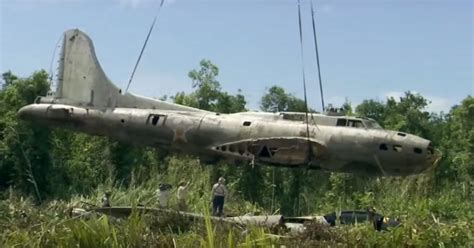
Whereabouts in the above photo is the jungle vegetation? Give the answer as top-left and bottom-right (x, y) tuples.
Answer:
(0, 60), (473, 247)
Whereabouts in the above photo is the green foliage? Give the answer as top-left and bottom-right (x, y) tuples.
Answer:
(356, 91), (433, 137)
(1, 71), (18, 89)
(356, 99), (386, 123)
(1, 68), (473, 246)
(437, 96), (474, 185)
(187, 59), (221, 111)
(0, 70), (51, 202)
(384, 92), (432, 138)
(260, 85), (307, 112)
(259, 86), (324, 216)
(1, 181), (473, 247)
(174, 59), (246, 113)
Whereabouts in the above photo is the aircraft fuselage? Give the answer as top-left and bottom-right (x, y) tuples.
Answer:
(19, 103), (435, 176)
(17, 29), (436, 176)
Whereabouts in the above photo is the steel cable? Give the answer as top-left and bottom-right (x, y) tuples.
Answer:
(125, 0), (165, 93)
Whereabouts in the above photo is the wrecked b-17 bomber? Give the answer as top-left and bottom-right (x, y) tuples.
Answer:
(18, 29), (436, 176)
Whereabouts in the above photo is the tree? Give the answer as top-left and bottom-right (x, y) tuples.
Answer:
(384, 92), (432, 138)
(436, 96), (473, 187)
(0, 70), (165, 198)
(174, 59), (246, 113)
(341, 98), (353, 115)
(355, 99), (386, 124)
(1, 71), (18, 89)
(174, 60), (251, 204)
(260, 86), (307, 112)
(187, 59), (222, 111)
(0, 70), (51, 201)
(215, 90), (246, 114)
(356, 92), (435, 139)
(259, 86), (320, 215)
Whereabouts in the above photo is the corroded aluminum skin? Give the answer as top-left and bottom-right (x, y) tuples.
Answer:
(18, 103), (433, 176)
(18, 29), (435, 176)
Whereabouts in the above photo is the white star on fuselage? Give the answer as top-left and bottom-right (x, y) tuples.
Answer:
(172, 119), (194, 143)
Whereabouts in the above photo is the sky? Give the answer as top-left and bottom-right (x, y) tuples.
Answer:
(1, 0), (473, 113)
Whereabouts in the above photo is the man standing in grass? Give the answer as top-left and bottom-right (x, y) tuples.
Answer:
(177, 180), (191, 211)
(157, 183), (172, 208)
(211, 177), (228, 217)
(102, 191), (111, 207)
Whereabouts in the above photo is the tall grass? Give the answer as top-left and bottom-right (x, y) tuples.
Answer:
(1, 157), (473, 247)
(202, 203), (215, 248)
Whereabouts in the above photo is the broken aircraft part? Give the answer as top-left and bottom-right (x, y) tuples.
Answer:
(83, 206), (398, 232)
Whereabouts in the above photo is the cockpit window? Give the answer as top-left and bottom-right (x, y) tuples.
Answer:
(336, 119), (347, 126)
(348, 120), (364, 128)
(336, 118), (381, 129)
(363, 119), (383, 129)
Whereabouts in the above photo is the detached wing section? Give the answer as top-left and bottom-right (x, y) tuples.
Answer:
(211, 137), (327, 166)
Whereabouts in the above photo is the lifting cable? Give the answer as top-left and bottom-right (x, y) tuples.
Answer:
(310, 1), (325, 112)
(48, 34), (64, 91)
(296, 0), (314, 163)
(125, 0), (165, 93)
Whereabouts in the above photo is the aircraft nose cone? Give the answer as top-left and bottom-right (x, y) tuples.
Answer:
(425, 142), (440, 170)
(18, 105), (37, 120)
(411, 139), (439, 174)
(18, 105), (30, 119)
(392, 132), (438, 175)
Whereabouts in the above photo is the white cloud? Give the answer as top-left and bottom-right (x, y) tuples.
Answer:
(424, 96), (451, 113)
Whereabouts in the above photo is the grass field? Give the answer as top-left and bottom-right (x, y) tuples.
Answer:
(2, 169), (473, 247)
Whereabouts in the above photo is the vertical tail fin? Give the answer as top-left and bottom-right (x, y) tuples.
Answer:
(56, 29), (121, 108)
(52, 29), (205, 112)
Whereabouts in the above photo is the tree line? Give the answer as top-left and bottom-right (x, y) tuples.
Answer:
(0, 60), (472, 216)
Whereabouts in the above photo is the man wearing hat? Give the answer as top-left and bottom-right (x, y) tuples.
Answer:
(211, 177), (228, 216)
